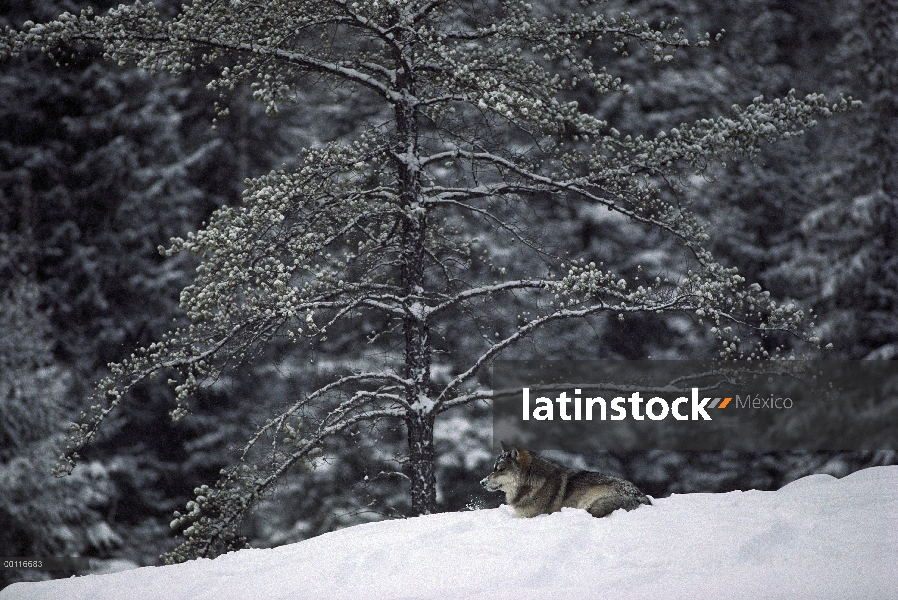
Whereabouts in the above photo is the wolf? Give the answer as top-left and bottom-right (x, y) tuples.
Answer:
(480, 442), (651, 518)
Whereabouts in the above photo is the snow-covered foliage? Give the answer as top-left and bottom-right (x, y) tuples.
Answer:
(0, 0), (307, 569)
(605, 0), (898, 359)
(0, 253), (119, 587)
(1, 0), (859, 562)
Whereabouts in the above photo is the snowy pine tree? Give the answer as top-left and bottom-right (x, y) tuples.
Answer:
(1, 0), (306, 566)
(2, 0), (855, 560)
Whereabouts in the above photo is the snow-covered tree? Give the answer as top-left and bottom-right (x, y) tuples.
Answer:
(627, 0), (898, 360)
(0, 236), (122, 587)
(3, 0), (855, 560)
(0, 0), (309, 566)
(777, 0), (898, 359)
(568, 0), (897, 497)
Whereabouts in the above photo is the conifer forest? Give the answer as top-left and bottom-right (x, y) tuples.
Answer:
(1, 0), (896, 586)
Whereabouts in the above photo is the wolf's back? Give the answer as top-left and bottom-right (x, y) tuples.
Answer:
(566, 469), (651, 517)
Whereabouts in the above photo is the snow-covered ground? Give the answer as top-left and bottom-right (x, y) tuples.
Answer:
(4, 466), (896, 600)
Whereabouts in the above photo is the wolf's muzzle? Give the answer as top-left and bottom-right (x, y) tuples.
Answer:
(480, 476), (498, 491)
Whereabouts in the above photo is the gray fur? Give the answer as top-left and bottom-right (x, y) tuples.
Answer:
(480, 442), (651, 518)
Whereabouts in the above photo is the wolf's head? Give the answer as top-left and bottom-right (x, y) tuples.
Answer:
(480, 441), (530, 495)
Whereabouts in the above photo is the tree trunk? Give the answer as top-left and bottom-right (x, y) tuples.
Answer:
(393, 46), (437, 515)
(400, 209), (434, 515)
(406, 410), (437, 514)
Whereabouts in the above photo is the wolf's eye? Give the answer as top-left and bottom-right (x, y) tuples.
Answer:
(496, 466), (505, 472)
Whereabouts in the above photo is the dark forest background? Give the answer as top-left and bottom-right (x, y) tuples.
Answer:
(2, 0), (896, 587)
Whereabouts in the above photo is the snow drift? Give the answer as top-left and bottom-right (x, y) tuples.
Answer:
(3, 466), (896, 600)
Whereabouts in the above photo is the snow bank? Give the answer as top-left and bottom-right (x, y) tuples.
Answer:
(3, 466), (896, 600)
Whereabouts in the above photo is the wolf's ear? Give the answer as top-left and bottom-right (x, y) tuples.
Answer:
(500, 441), (520, 460)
